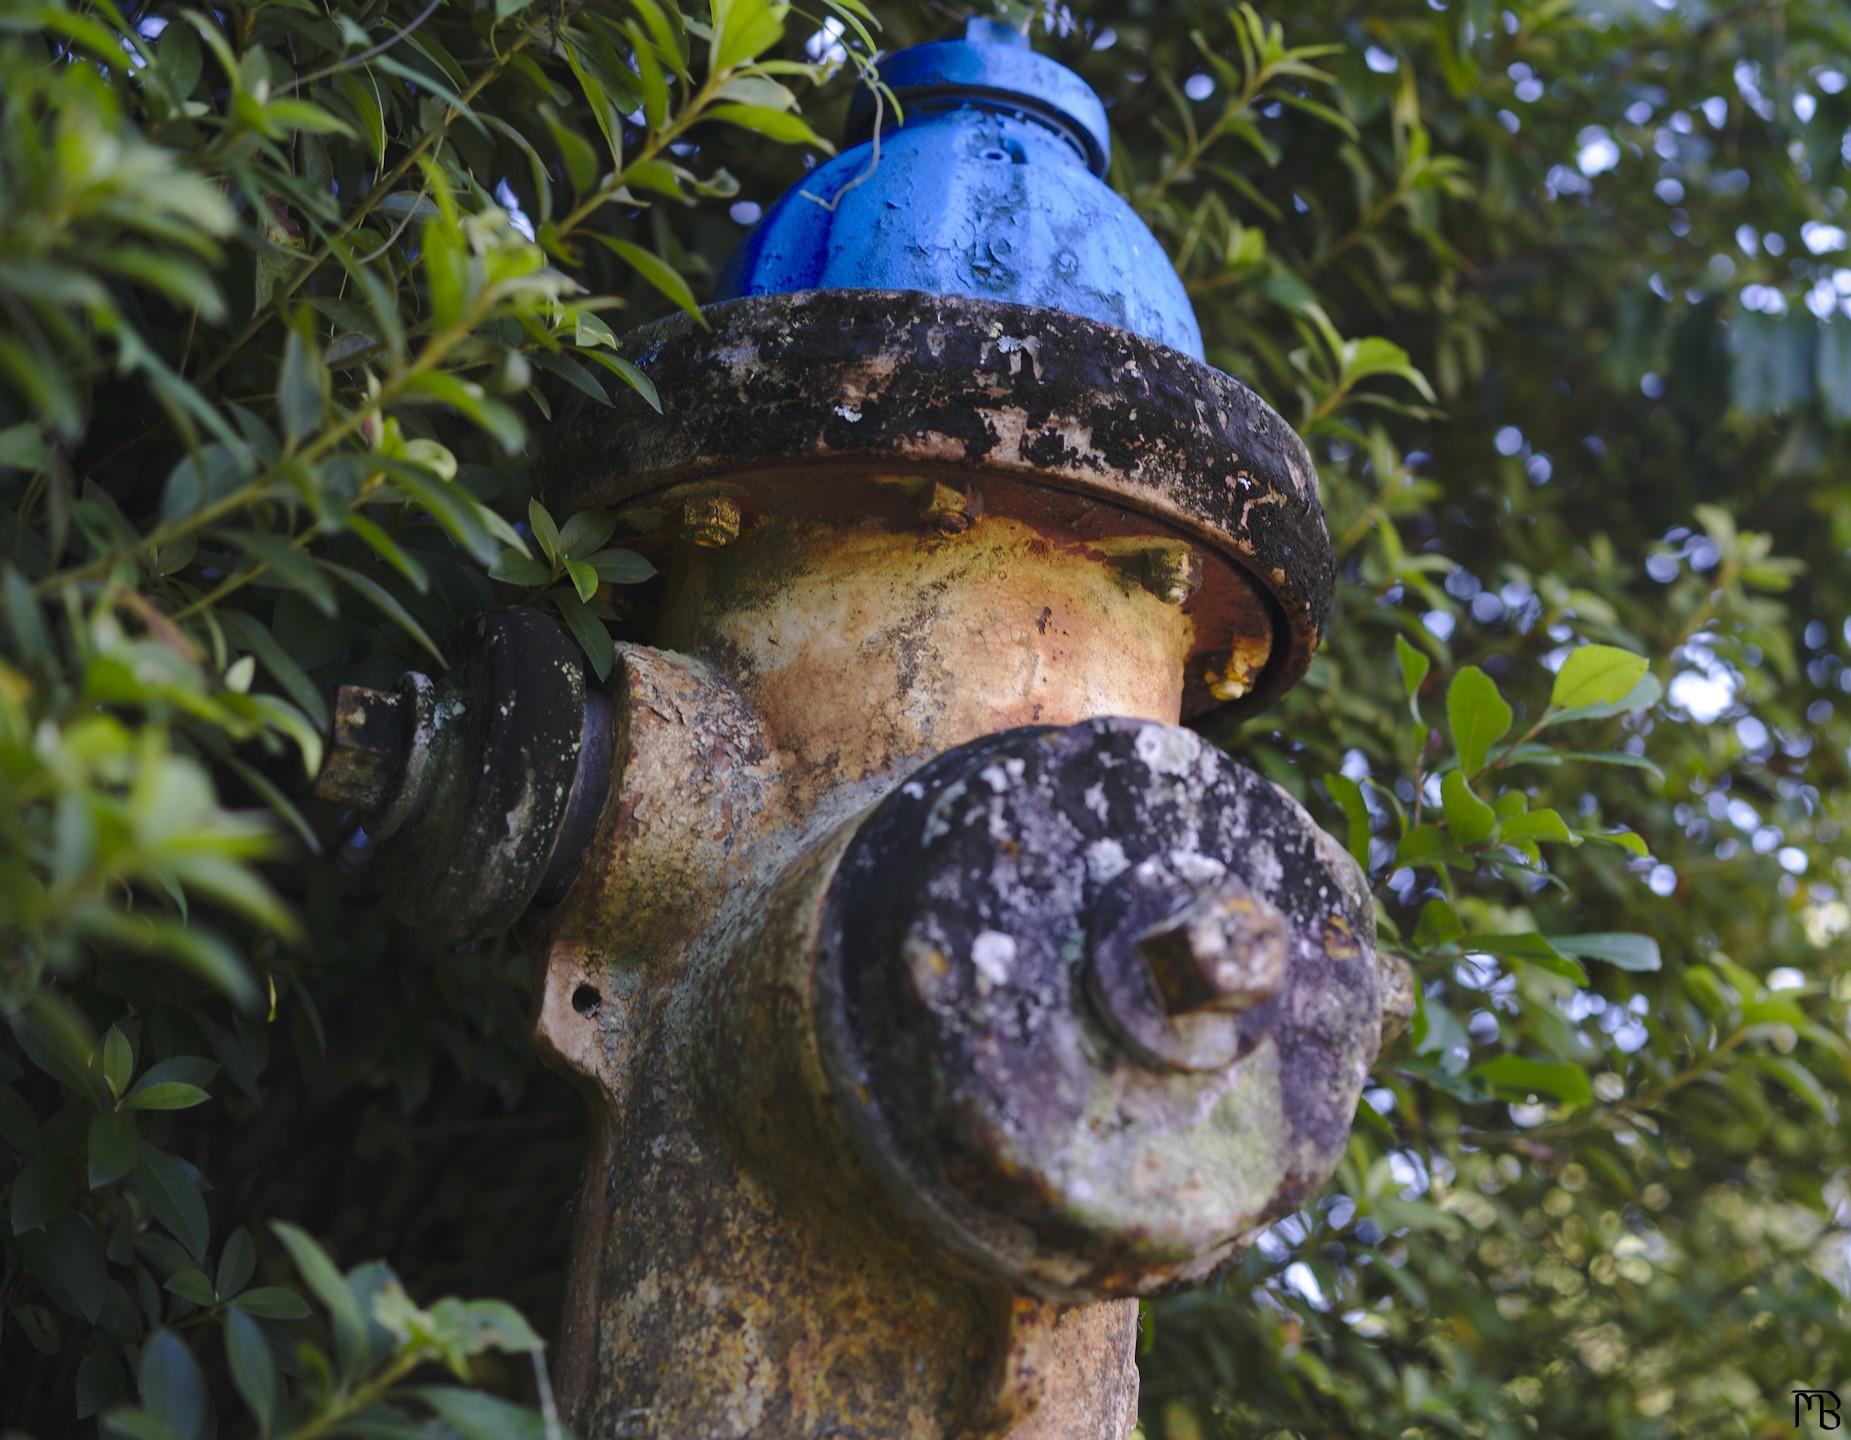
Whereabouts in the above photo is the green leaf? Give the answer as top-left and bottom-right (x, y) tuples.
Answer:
(1549, 932), (1662, 972)
(551, 591), (614, 682)
(1395, 633), (1430, 720)
(527, 498), (563, 564)
(157, 18), (203, 99)
(225, 1306), (280, 1434)
(343, 512), (430, 594)
(1579, 827), (1650, 855)
(14, 994), (107, 1106)
(271, 1221), (366, 1375)
(130, 1057), (220, 1094)
(1413, 898), (1464, 949)
(1446, 666), (1513, 776)
(579, 348), (662, 412)
(1466, 932), (1588, 985)
(565, 557), (599, 602)
(1341, 335), (1436, 401)
(626, 20), (671, 129)
(164, 1267), (216, 1306)
(1550, 645), (1650, 710)
(89, 1110), (143, 1188)
(218, 1227), (256, 1299)
(706, 101), (834, 151)
(134, 1148), (211, 1259)
(1473, 1054), (1594, 1108)
(219, 610), (331, 732)
(125, 1082), (212, 1111)
(101, 1411), (188, 1440)
(1440, 770), (1496, 845)
(711, 0), (787, 74)
(138, 1329), (207, 1440)
(1743, 992), (1809, 1030)
(261, 98), (356, 138)
(593, 237), (706, 323)
(227, 530), (337, 616)
(277, 314), (325, 450)
(1497, 743), (1665, 780)
(1499, 809), (1575, 844)
(1545, 671), (1662, 725)
(101, 1025), (134, 1099)
(413, 1387), (551, 1440)
(318, 561), (445, 666)
(445, 1298), (545, 1353)
(589, 547), (656, 584)
(1323, 772), (1371, 866)
(1751, 1054), (1835, 1120)
(559, 509), (619, 559)
(1394, 823), (1451, 867)
(0, 421), (50, 472)
(489, 550), (553, 585)
(372, 457), (498, 567)
(232, 1286), (312, 1320)
(530, 348), (614, 407)
(400, 372), (524, 454)
(537, 103), (599, 191)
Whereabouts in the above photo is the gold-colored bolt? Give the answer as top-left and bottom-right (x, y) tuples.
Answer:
(681, 495), (741, 548)
(916, 480), (978, 535)
(1130, 542), (1202, 606)
(1205, 629), (1274, 701)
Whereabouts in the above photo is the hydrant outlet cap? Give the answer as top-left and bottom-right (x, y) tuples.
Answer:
(818, 716), (1384, 1298)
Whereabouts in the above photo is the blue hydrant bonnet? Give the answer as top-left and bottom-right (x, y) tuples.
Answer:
(714, 19), (1205, 358)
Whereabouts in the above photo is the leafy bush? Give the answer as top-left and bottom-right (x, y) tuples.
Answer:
(3, 0), (1847, 1436)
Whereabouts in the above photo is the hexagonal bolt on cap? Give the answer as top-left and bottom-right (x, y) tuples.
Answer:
(1139, 880), (1288, 1015)
(316, 683), (413, 812)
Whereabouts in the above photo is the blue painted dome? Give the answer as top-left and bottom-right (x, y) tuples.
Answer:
(714, 20), (1204, 359)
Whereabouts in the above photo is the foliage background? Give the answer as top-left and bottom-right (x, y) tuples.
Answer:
(3, 0), (1849, 1435)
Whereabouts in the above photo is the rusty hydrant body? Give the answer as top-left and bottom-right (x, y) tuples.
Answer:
(317, 25), (1392, 1439)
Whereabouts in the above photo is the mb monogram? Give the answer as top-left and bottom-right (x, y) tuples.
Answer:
(1797, 1390), (1842, 1429)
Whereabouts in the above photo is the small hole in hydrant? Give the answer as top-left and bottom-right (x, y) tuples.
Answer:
(571, 984), (602, 1018)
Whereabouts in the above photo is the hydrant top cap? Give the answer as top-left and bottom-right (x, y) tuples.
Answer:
(843, 18), (1112, 177)
(715, 20), (1205, 358)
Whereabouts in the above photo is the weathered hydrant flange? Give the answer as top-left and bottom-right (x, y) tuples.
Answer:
(543, 288), (1331, 722)
(818, 717), (1380, 1301)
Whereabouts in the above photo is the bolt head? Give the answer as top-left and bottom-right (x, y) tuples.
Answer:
(916, 479), (978, 534)
(1138, 882), (1288, 1015)
(682, 495), (742, 547)
(1127, 542), (1201, 606)
(315, 684), (409, 811)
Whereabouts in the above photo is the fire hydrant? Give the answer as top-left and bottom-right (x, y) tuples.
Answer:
(316, 21), (1399, 1438)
